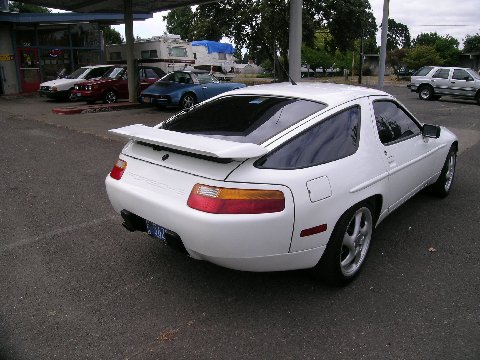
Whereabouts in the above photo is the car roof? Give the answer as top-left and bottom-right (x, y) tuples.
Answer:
(229, 82), (389, 107)
(82, 65), (114, 69)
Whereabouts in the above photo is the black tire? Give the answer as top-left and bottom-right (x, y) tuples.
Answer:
(67, 88), (77, 102)
(314, 201), (375, 286)
(86, 100), (95, 105)
(179, 93), (196, 110)
(430, 146), (457, 198)
(103, 90), (117, 104)
(418, 85), (434, 101)
(476, 92), (480, 106)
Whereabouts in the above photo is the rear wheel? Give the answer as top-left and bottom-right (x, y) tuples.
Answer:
(314, 201), (374, 285)
(418, 85), (434, 100)
(476, 92), (480, 105)
(430, 146), (457, 198)
(180, 93), (196, 110)
(103, 90), (117, 104)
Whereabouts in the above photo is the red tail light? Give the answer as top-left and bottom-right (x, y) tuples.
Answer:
(187, 184), (285, 214)
(110, 159), (127, 180)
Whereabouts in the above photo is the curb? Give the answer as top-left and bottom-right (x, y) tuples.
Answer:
(52, 101), (144, 115)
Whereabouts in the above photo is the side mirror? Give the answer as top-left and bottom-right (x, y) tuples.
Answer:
(422, 124), (441, 139)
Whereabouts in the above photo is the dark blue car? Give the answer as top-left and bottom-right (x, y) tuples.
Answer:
(139, 70), (246, 109)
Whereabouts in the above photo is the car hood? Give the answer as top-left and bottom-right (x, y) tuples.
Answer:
(76, 78), (117, 86)
(141, 81), (184, 94)
(40, 78), (78, 87)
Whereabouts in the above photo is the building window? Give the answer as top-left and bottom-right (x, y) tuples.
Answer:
(109, 52), (122, 61)
(218, 53), (227, 60)
(38, 25), (69, 47)
(169, 47), (188, 57)
(141, 50), (158, 59)
(70, 23), (100, 47)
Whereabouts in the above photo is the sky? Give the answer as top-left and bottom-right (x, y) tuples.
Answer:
(111, 0), (480, 49)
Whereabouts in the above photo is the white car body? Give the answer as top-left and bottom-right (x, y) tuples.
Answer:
(105, 83), (458, 283)
(38, 65), (113, 100)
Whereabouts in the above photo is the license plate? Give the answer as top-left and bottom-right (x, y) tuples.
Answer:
(145, 220), (166, 240)
(76, 93), (82, 97)
(143, 97), (150, 103)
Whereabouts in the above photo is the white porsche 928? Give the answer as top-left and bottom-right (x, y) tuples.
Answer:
(105, 83), (458, 285)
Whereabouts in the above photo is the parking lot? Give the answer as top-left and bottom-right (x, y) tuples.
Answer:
(0, 85), (479, 360)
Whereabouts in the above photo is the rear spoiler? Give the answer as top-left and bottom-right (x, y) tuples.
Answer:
(109, 124), (268, 161)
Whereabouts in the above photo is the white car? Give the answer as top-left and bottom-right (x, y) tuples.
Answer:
(38, 65), (113, 101)
(105, 83), (458, 285)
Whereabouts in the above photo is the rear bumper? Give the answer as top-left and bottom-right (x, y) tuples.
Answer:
(407, 84), (418, 92)
(104, 160), (319, 271)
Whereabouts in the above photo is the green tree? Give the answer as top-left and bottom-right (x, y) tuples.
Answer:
(387, 19), (411, 50)
(463, 33), (480, 53)
(413, 32), (461, 65)
(101, 26), (124, 45)
(163, 6), (195, 41)
(404, 45), (443, 69)
(8, 1), (50, 12)
(164, 0), (376, 78)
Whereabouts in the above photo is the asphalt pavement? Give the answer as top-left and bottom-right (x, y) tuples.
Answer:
(0, 87), (479, 360)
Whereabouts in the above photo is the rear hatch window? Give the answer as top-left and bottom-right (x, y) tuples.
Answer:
(162, 95), (326, 144)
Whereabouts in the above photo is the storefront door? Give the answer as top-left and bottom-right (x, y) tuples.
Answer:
(17, 48), (41, 93)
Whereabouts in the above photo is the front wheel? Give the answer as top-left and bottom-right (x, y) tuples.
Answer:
(430, 146), (457, 198)
(103, 90), (117, 104)
(418, 86), (434, 100)
(179, 93), (196, 110)
(67, 88), (77, 102)
(314, 201), (374, 285)
(476, 92), (480, 105)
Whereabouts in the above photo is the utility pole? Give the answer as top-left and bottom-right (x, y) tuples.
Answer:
(378, 0), (389, 88)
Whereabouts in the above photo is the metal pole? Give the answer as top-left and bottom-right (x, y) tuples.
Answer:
(124, 0), (137, 103)
(288, 0), (302, 83)
(378, 0), (389, 89)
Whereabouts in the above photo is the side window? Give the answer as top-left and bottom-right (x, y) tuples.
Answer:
(452, 69), (472, 81)
(144, 68), (158, 78)
(373, 101), (421, 145)
(432, 68), (450, 79)
(256, 106), (360, 169)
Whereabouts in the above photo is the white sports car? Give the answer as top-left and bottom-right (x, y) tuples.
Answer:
(105, 83), (458, 285)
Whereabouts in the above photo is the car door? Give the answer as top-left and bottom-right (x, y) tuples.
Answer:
(372, 100), (439, 211)
(450, 68), (476, 97)
(430, 68), (452, 95)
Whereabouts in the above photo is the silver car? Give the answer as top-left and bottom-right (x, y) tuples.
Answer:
(408, 66), (480, 105)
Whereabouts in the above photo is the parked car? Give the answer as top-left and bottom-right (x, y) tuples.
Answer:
(72, 65), (165, 104)
(38, 65), (114, 101)
(139, 70), (246, 109)
(105, 83), (458, 285)
(394, 66), (414, 78)
(408, 66), (480, 104)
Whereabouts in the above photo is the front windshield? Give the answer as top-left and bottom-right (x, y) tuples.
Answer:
(195, 73), (219, 84)
(104, 67), (125, 79)
(65, 67), (89, 79)
(468, 69), (480, 80)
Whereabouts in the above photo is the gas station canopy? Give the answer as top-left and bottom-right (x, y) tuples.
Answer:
(16, 0), (216, 13)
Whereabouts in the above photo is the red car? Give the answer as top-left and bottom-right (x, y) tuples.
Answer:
(72, 65), (165, 104)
